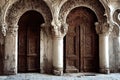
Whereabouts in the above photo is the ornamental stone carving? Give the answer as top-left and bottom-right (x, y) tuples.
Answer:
(99, 0), (110, 20)
(51, 22), (68, 38)
(59, 0), (106, 24)
(6, 25), (18, 37)
(113, 9), (120, 26)
(5, 0), (52, 26)
(95, 22), (112, 36)
(112, 9), (120, 36)
(1, 23), (7, 36)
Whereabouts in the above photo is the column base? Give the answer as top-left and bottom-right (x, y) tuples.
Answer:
(40, 64), (45, 73)
(53, 67), (63, 76)
(4, 70), (17, 75)
(100, 68), (110, 74)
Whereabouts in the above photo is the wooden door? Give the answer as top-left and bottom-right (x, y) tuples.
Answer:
(27, 24), (40, 72)
(18, 23), (40, 72)
(65, 7), (99, 73)
(18, 11), (43, 73)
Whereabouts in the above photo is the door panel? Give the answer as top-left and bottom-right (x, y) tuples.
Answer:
(18, 25), (40, 72)
(18, 25), (27, 72)
(65, 7), (99, 72)
(27, 25), (40, 72)
(18, 11), (43, 73)
(65, 26), (80, 72)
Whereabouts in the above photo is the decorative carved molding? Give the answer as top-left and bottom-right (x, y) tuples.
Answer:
(61, 23), (68, 35)
(5, 0), (52, 26)
(59, 0), (106, 24)
(99, 0), (110, 20)
(95, 22), (112, 36)
(1, 23), (7, 36)
(112, 9), (120, 36)
(43, 0), (68, 38)
(6, 25), (18, 37)
(51, 23), (68, 38)
(113, 9), (120, 26)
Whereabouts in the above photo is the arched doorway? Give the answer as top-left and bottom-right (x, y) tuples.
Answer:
(64, 7), (99, 73)
(18, 11), (44, 73)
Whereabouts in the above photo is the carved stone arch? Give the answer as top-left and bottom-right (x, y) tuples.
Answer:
(5, 0), (52, 27)
(59, 0), (106, 24)
(3, 0), (53, 74)
(59, 0), (111, 74)
(113, 9), (120, 36)
(113, 9), (120, 25)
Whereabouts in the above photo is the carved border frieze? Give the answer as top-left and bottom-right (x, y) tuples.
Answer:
(59, 0), (106, 24)
(5, 0), (52, 28)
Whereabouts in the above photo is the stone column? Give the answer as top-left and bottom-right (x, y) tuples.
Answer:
(53, 36), (64, 75)
(99, 34), (110, 73)
(4, 25), (18, 74)
(95, 22), (112, 74)
(52, 23), (68, 75)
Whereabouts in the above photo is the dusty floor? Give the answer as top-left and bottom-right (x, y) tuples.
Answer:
(0, 73), (120, 80)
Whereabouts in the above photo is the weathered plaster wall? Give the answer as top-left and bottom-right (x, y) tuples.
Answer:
(109, 30), (118, 72)
(40, 29), (53, 73)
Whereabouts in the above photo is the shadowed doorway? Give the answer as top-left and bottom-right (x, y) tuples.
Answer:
(64, 7), (99, 73)
(18, 10), (44, 73)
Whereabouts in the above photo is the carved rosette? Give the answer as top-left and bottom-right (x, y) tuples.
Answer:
(51, 22), (68, 38)
(95, 22), (112, 36)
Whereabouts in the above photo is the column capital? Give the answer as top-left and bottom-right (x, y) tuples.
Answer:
(6, 25), (18, 37)
(51, 23), (68, 38)
(95, 22), (112, 36)
(41, 23), (52, 36)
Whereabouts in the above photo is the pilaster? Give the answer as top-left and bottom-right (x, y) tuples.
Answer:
(4, 25), (18, 75)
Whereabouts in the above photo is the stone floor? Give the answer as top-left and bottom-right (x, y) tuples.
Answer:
(0, 73), (120, 80)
